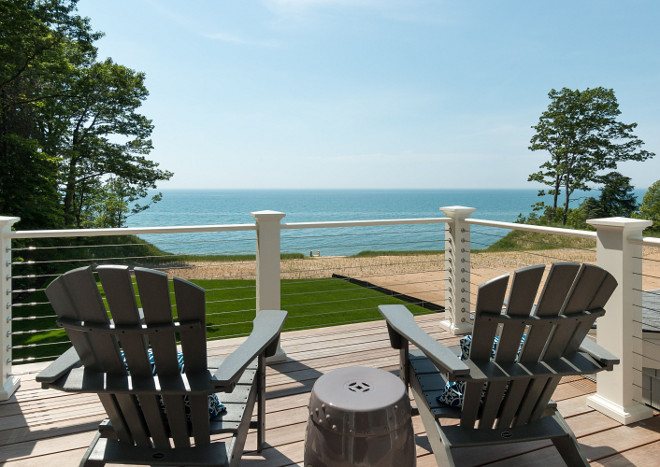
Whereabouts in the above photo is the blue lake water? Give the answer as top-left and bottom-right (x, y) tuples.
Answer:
(127, 189), (647, 256)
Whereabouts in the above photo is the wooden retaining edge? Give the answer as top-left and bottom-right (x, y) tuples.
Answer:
(332, 273), (445, 312)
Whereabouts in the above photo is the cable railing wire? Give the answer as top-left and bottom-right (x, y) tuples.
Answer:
(12, 327), (60, 336)
(282, 281), (438, 306)
(206, 308), (257, 318)
(632, 319), (660, 331)
(468, 262), (511, 274)
(471, 253), (534, 269)
(281, 226), (446, 243)
(632, 303), (660, 314)
(281, 271), (445, 286)
(280, 278), (445, 301)
(257, 316), (386, 336)
(280, 257), (444, 276)
(11, 235), (256, 252)
(12, 340), (70, 350)
(206, 319), (255, 329)
(282, 304), (428, 322)
(633, 288), (660, 297)
(633, 272), (660, 281)
(281, 287), (442, 310)
(633, 255), (660, 263)
(12, 314), (57, 322)
(12, 249), (261, 267)
(11, 354), (71, 364)
(206, 296), (256, 305)
(12, 300), (50, 308)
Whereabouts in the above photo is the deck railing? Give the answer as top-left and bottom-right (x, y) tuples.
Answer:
(1, 206), (658, 426)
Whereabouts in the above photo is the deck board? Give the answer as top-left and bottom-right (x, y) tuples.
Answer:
(2, 313), (659, 466)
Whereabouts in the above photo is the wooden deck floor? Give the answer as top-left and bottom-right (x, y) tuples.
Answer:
(2, 314), (660, 466)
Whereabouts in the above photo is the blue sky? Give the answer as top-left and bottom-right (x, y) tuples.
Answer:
(76, 0), (660, 190)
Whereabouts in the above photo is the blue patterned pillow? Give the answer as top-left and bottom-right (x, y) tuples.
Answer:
(437, 334), (525, 408)
(120, 349), (226, 420)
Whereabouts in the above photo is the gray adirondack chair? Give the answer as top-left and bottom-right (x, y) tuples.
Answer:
(379, 262), (620, 466)
(36, 265), (287, 467)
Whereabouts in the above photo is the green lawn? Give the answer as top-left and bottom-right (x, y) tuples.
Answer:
(12, 277), (435, 363)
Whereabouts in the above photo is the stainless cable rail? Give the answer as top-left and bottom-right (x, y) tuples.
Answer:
(6, 216), (450, 367)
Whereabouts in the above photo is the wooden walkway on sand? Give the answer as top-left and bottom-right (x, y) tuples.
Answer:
(2, 314), (660, 466)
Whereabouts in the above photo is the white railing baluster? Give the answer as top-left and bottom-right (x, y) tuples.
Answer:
(0, 216), (20, 401)
(251, 210), (287, 361)
(440, 206), (475, 335)
(587, 217), (654, 424)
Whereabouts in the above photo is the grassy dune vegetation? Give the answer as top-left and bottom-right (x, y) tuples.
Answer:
(483, 229), (596, 252)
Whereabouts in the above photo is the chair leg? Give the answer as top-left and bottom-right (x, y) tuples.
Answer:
(552, 435), (589, 467)
(257, 353), (266, 453)
(410, 379), (456, 467)
(80, 431), (105, 467)
(550, 412), (589, 467)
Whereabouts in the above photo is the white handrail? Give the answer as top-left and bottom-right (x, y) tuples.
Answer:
(629, 236), (660, 246)
(282, 217), (450, 230)
(9, 223), (257, 239)
(467, 218), (597, 240)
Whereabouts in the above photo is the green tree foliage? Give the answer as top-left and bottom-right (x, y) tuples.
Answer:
(566, 172), (638, 229)
(1, 0), (97, 228)
(55, 58), (172, 227)
(82, 176), (164, 228)
(637, 179), (660, 232)
(0, 0), (171, 229)
(595, 172), (638, 217)
(528, 87), (654, 225)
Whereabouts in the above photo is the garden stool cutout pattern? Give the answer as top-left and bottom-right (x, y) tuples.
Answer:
(304, 366), (415, 467)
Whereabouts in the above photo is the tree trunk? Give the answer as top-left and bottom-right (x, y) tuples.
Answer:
(552, 176), (560, 222)
(62, 156), (78, 227)
(563, 172), (571, 225)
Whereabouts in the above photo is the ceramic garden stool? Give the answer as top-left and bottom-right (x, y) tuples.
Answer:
(304, 366), (415, 466)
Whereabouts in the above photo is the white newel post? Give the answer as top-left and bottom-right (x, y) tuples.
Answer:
(251, 210), (287, 362)
(586, 217), (653, 424)
(0, 216), (20, 401)
(439, 206), (475, 335)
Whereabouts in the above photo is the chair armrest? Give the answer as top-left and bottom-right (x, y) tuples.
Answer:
(211, 309), (287, 391)
(36, 346), (81, 386)
(579, 336), (620, 370)
(378, 305), (469, 379)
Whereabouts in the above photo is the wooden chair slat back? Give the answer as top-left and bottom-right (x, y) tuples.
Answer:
(47, 266), (125, 374)
(534, 263), (581, 316)
(563, 264), (608, 315)
(174, 277), (207, 373)
(588, 272), (618, 309)
(470, 274), (508, 361)
(517, 263), (579, 362)
(134, 268), (180, 377)
(115, 394), (153, 447)
(506, 264), (546, 316)
(567, 267), (617, 354)
(544, 264), (616, 359)
(161, 394), (193, 448)
(496, 265), (545, 363)
(97, 266), (152, 377)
